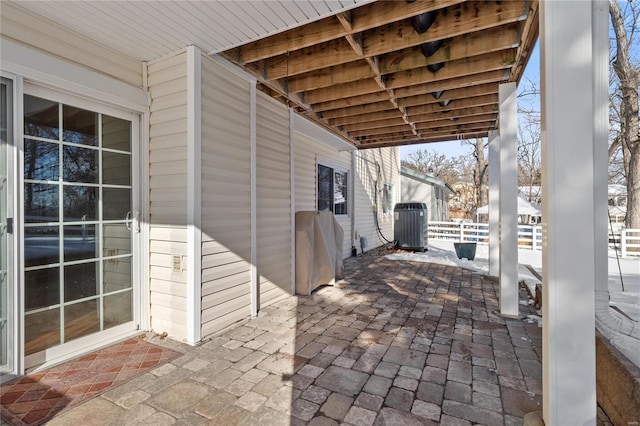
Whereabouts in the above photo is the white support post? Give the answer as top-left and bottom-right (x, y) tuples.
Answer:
(498, 82), (518, 317)
(186, 46), (202, 345)
(459, 223), (464, 242)
(250, 81), (258, 316)
(593, 0), (611, 327)
(540, 1), (599, 423)
(488, 130), (500, 277)
(290, 108), (296, 296)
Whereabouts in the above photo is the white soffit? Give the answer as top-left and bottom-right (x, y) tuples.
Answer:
(9, 0), (374, 62)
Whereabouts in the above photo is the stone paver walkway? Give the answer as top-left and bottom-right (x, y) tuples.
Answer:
(45, 256), (543, 426)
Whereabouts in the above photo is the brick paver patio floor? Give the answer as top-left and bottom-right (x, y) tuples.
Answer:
(44, 255), (543, 426)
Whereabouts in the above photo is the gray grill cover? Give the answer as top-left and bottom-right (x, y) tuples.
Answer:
(295, 210), (344, 295)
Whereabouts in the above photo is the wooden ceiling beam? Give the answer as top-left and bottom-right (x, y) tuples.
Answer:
(380, 23), (520, 75)
(397, 83), (499, 109)
(408, 105), (499, 123)
(288, 47), (515, 94)
(412, 113), (498, 129)
(236, 0), (465, 64)
(312, 90), (389, 112)
(405, 93), (499, 116)
(305, 78), (381, 105)
(385, 49), (517, 90)
(265, 1), (525, 81)
(324, 102), (398, 122)
(509, 0), (539, 83)
(330, 107), (401, 126)
(218, 51), (312, 112)
(357, 131), (491, 149)
(348, 123), (415, 138)
(417, 120), (496, 133)
(364, 1), (528, 57)
(356, 130), (419, 143)
(342, 117), (407, 133)
(393, 69), (508, 99)
(359, 128), (490, 147)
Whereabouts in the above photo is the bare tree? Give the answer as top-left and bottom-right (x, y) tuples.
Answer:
(401, 148), (460, 186)
(471, 138), (488, 208)
(610, 0), (639, 228)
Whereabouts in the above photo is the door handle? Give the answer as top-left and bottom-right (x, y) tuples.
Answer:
(125, 211), (132, 231)
(6, 218), (13, 234)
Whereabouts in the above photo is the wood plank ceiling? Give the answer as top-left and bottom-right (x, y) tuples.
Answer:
(222, 0), (539, 149)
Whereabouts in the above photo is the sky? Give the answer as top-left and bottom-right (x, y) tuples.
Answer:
(400, 41), (541, 160)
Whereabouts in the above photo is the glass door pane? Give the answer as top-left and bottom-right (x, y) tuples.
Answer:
(1, 77), (14, 376)
(23, 93), (134, 361)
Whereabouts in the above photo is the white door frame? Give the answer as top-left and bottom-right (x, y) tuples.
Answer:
(0, 72), (21, 382)
(20, 82), (144, 371)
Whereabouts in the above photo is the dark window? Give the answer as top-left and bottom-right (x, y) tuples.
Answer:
(317, 164), (348, 215)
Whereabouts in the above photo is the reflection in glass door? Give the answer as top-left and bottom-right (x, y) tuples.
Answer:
(1, 77), (15, 377)
(23, 93), (135, 361)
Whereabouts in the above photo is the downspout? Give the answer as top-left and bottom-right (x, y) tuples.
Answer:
(351, 151), (357, 256)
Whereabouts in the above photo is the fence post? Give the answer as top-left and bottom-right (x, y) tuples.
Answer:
(460, 223), (465, 242)
(621, 229), (627, 258)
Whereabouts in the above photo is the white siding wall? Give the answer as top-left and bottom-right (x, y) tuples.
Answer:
(294, 132), (352, 259)
(256, 92), (292, 306)
(354, 148), (400, 254)
(0, 2), (142, 87)
(147, 51), (188, 341)
(200, 55), (252, 337)
(401, 175), (433, 205)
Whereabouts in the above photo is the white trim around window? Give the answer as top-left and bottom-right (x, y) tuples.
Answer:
(316, 160), (350, 218)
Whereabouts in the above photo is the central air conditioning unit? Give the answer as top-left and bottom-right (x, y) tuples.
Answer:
(394, 202), (428, 252)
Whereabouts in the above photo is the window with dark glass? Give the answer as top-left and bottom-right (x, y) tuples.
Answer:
(317, 164), (348, 215)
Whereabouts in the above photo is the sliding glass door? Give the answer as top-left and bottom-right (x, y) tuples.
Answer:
(23, 88), (139, 366)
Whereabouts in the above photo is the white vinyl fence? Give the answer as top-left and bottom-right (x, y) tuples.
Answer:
(428, 221), (640, 258)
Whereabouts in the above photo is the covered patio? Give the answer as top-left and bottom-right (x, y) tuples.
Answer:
(1, 0), (626, 424)
(40, 254), (547, 425)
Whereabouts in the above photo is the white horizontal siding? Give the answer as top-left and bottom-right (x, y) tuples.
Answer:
(354, 147), (400, 253)
(200, 54), (252, 338)
(256, 92), (291, 307)
(294, 131), (352, 259)
(147, 51), (188, 341)
(0, 2), (142, 87)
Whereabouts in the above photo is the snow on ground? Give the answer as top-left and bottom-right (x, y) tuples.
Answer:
(385, 240), (543, 297)
(384, 239), (640, 366)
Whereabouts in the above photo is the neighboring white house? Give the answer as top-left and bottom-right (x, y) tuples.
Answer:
(0, 2), (399, 375)
(400, 166), (454, 222)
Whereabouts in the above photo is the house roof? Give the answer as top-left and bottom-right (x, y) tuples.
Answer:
(476, 196), (541, 216)
(10, 0), (539, 150)
(400, 166), (455, 195)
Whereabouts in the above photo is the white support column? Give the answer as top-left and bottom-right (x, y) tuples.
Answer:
(488, 129), (500, 277)
(290, 108), (296, 296)
(186, 46), (202, 345)
(540, 1), (598, 423)
(498, 82), (518, 316)
(250, 81), (258, 316)
(593, 0), (611, 321)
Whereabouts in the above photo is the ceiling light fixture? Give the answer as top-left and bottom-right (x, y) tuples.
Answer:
(427, 62), (445, 73)
(411, 11), (437, 34)
(420, 39), (444, 58)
